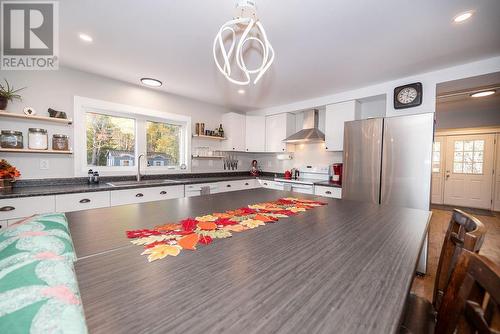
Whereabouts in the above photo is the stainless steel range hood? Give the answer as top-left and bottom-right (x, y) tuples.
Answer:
(283, 109), (325, 143)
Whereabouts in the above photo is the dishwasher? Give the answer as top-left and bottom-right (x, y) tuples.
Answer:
(185, 183), (219, 197)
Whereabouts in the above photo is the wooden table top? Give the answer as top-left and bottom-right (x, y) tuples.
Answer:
(67, 189), (431, 334)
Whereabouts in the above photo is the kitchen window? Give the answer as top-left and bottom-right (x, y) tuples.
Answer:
(452, 140), (484, 174)
(74, 97), (191, 175)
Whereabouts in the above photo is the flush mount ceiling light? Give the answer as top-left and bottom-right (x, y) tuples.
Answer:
(213, 0), (275, 86)
(470, 90), (496, 98)
(238, 89), (246, 94)
(79, 33), (93, 42)
(453, 11), (474, 23)
(140, 78), (162, 87)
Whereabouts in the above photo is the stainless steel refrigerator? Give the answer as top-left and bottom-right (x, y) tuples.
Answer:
(342, 113), (434, 274)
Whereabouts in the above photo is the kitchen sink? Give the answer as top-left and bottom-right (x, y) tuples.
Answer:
(106, 179), (181, 187)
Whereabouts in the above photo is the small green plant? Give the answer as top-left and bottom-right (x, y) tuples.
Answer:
(0, 79), (25, 102)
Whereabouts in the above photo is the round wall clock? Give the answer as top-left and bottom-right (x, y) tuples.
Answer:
(394, 82), (423, 109)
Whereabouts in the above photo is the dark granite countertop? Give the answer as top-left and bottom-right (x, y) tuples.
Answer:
(0, 173), (277, 199)
(313, 180), (343, 188)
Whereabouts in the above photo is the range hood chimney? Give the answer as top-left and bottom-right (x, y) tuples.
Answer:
(283, 109), (325, 143)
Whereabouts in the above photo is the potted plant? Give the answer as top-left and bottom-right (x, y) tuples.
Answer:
(0, 79), (25, 110)
(0, 159), (21, 190)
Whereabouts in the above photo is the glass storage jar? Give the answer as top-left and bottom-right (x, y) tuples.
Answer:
(28, 128), (48, 150)
(0, 130), (23, 149)
(52, 134), (69, 151)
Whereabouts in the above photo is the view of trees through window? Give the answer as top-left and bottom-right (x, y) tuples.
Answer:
(146, 121), (181, 167)
(86, 112), (135, 167)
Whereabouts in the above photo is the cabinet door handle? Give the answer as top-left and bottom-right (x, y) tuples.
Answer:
(160, 191), (167, 195)
(0, 206), (15, 212)
(325, 191), (332, 195)
(79, 199), (91, 204)
(263, 182), (268, 186)
(226, 184), (231, 188)
(136, 193), (144, 197)
(245, 183), (249, 186)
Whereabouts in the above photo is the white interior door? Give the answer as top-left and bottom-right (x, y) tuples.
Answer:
(443, 134), (495, 209)
(431, 136), (445, 204)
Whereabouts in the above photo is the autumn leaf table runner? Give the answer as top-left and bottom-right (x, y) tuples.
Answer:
(126, 197), (327, 262)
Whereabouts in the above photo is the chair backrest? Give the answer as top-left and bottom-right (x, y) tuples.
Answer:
(435, 251), (500, 334)
(433, 209), (486, 309)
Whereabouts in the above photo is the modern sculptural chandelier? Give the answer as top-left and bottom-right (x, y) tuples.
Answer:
(213, 0), (275, 86)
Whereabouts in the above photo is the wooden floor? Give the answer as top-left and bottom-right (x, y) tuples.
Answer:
(411, 208), (500, 301)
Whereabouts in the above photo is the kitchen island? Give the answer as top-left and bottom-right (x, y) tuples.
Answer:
(68, 189), (430, 334)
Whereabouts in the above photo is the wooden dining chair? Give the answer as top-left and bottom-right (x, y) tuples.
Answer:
(400, 209), (487, 334)
(435, 251), (500, 334)
(433, 209), (487, 309)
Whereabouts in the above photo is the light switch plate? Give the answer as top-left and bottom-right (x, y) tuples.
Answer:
(39, 159), (49, 170)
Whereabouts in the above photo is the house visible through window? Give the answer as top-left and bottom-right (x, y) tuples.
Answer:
(86, 112), (135, 167)
(452, 140), (484, 174)
(146, 121), (181, 168)
(77, 97), (190, 174)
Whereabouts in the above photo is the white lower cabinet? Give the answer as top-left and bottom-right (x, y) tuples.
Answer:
(110, 185), (185, 206)
(56, 192), (111, 213)
(314, 186), (342, 199)
(217, 179), (258, 192)
(0, 195), (56, 221)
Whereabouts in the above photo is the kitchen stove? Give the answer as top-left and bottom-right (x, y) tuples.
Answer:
(274, 166), (330, 194)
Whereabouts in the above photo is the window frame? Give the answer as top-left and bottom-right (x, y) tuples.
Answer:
(74, 96), (191, 176)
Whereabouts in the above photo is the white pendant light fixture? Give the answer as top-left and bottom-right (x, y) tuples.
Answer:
(213, 0), (275, 86)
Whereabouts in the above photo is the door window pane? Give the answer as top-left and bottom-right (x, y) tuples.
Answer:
(146, 121), (181, 167)
(432, 141), (441, 173)
(453, 163), (463, 173)
(452, 139), (485, 175)
(473, 163), (483, 174)
(86, 112), (135, 167)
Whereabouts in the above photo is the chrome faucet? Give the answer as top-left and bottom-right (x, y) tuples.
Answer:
(137, 154), (145, 182)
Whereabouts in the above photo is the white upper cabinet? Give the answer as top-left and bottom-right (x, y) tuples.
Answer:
(245, 116), (266, 152)
(265, 113), (296, 152)
(325, 100), (360, 151)
(222, 112), (246, 151)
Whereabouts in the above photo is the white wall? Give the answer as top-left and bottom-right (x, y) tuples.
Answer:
(1, 67), (237, 179)
(436, 109), (500, 129)
(250, 143), (343, 174)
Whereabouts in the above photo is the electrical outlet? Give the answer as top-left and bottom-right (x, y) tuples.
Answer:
(39, 159), (49, 170)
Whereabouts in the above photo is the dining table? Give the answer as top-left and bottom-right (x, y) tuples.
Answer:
(67, 188), (431, 334)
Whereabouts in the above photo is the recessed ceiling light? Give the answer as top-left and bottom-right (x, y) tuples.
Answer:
(453, 11), (474, 23)
(238, 89), (246, 95)
(79, 33), (93, 42)
(470, 90), (496, 98)
(140, 78), (162, 87)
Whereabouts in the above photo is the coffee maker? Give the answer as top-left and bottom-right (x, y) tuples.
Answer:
(330, 163), (343, 186)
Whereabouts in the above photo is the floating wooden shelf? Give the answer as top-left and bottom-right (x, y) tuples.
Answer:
(192, 134), (226, 140)
(191, 155), (225, 159)
(0, 111), (73, 125)
(0, 148), (73, 154)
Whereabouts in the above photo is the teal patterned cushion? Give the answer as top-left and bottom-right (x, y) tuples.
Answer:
(0, 214), (76, 263)
(0, 254), (88, 334)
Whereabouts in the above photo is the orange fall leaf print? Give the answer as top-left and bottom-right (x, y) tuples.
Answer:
(197, 221), (218, 230)
(178, 233), (200, 250)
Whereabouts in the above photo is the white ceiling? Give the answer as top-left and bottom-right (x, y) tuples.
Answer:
(436, 72), (500, 114)
(60, 0), (500, 111)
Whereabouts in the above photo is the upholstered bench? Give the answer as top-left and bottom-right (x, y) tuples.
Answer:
(0, 214), (88, 334)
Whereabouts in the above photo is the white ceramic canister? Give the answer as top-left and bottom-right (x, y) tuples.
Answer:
(28, 128), (48, 150)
